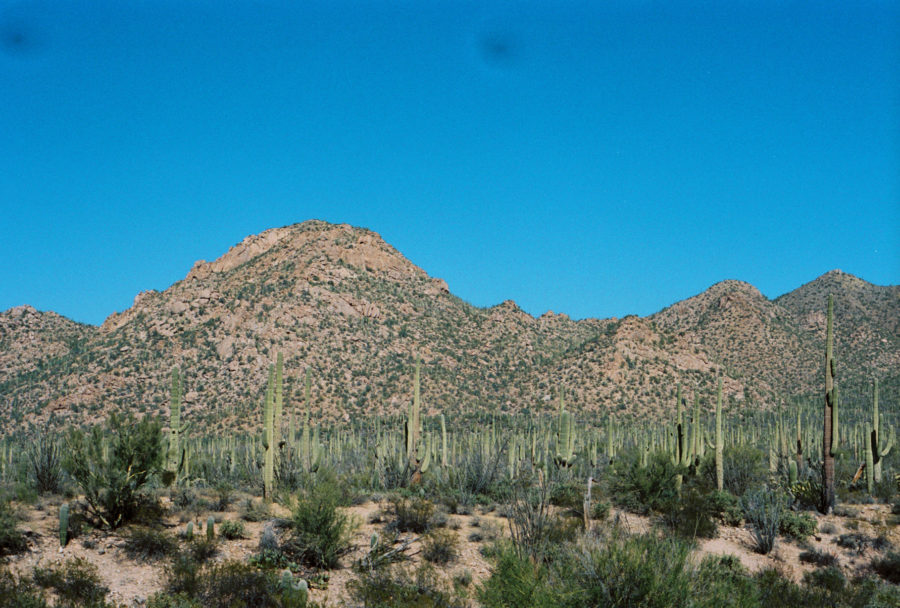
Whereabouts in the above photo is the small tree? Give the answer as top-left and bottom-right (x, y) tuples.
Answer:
(64, 413), (163, 529)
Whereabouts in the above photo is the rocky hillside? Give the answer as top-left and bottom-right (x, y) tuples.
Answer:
(1, 221), (896, 434)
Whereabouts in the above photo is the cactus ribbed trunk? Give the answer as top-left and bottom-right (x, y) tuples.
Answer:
(263, 365), (275, 502)
(822, 295), (837, 514)
(715, 377), (724, 492)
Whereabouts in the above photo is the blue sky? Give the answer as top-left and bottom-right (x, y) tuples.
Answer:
(1, 0), (897, 326)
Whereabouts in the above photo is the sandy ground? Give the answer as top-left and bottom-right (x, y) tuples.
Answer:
(6, 494), (898, 607)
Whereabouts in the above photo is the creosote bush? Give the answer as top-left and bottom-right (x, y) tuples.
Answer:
(281, 478), (355, 569)
(125, 527), (179, 561)
(219, 520), (245, 540)
(610, 451), (683, 515)
(0, 499), (28, 556)
(32, 557), (110, 607)
(389, 496), (435, 533)
(422, 528), (459, 565)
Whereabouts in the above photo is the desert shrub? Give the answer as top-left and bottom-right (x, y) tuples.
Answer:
(549, 479), (585, 510)
(0, 499), (28, 556)
(788, 479), (823, 511)
(389, 496), (435, 533)
(478, 542), (556, 608)
(0, 567), (48, 608)
(28, 435), (63, 495)
(873, 477), (897, 504)
(186, 538), (219, 563)
(564, 529), (696, 608)
(454, 569), (473, 589)
(741, 487), (789, 554)
(820, 521), (838, 534)
(32, 557), (110, 606)
(836, 532), (890, 554)
(706, 490), (742, 526)
(422, 529), (459, 565)
(693, 554), (759, 608)
(349, 563), (466, 608)
(701, 446), (768, 497)
(661, 489), (719, 539)
(281, 480), (355, 569)
(219, 520), (245, 540)
(159, 559), (309, 608)
(238, 498), (270, 522)
(591, 500), (610, 521)
(778, 510), (816, 541)
(799, 548), (838, 567)
(212, 483), (233, 511)
(871, 551), (900, 584)
(125, 527), (178, 560)
(63, 413), (163, 529)
(610, 451), (683, 515)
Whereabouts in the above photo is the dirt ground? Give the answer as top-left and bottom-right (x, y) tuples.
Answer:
(6, 494), (898, 607)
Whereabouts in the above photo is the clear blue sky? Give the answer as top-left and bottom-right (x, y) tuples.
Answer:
(1, 1), (898, 326)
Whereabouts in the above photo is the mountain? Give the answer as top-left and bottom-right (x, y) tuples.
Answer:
(1, 221), (896, 434)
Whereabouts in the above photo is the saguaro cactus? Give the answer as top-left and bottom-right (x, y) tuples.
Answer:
(714, 377), (724, 492)
(274, 352), (284, 452)
(263, 365), (275, 501)
(59, 503), (69, 547)
(866, 378), (894, 493)
(405, 359), (429, 484)
(164, 367), (189, 486)
(554, 392), (576, 469)
(822, 295), (838, 514)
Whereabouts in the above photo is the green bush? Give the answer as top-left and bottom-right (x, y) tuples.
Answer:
(0, 567), (49, 608)
(701, 446), (768, 497)
(799, 548), (838, 567)
(63, 413), (163, 529)
(159, 559), (309, 608)
(219, 520), (245, 540)
(662, 489), (719, 540)
(124, 527), (179, 561)
(871, 551), (900, 584)
(422, 529), (459, 565)
(349, 563), (466, 608)
(610, 451), (683, 515)
(477, 542), (555, 608)
(549, 480), (584, 510)
(389, 496), (435, 533)
(778, 511), (816, 541)
(560, 529), (696, 608)
(0, 499), (28, 556)
(32, 557), (110, 606)
(281, 481), (355, 569)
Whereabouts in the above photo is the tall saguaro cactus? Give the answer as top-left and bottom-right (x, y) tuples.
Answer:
(164, 367), (189, 486)
(714, 377), (724, 492)
(274, 352), (284, 453)
(822, 295), (838, 514)
(554, 391), (576, 469)
(866, 378), (894, 494)
(263, 365), (275, 502)
(405, 359), (430, 484)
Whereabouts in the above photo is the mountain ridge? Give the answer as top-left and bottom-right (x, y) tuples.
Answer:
(1, 220), (897, 434)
